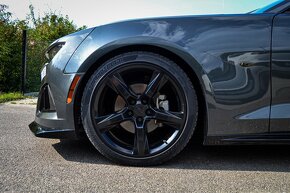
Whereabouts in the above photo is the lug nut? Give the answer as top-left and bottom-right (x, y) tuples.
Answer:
(137, 117), (143, 122)
(129, 99), (136, 105)
(142, 99), (147, 104)
(127, 111), (133, 116)
(146, 109), (152, 115)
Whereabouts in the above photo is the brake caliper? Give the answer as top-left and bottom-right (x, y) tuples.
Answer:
(157, 95), (169, 111)
(156, 94), (169, 127)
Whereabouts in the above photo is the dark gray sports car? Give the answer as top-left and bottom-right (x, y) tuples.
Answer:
(29, 0), (290, 165)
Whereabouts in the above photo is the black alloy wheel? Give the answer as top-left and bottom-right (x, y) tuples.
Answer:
(82, 52), (198, 166)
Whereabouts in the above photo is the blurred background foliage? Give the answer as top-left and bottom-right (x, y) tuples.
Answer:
(0, 4), (86, 92)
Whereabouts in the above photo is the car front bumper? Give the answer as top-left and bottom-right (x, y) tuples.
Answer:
(29, 121), (76, 139)
(29, 61), (84, 139)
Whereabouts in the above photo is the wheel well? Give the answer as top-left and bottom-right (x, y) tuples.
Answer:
(74, 45), (206, 142)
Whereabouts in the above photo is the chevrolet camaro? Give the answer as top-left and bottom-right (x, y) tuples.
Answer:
(29, 0), (290, 165)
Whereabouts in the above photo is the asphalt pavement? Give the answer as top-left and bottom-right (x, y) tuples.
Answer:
(1, 103), (290, 192)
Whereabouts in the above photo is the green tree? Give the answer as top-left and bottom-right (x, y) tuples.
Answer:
(0, 5), (23, 92)
(0, 4), (86, 92)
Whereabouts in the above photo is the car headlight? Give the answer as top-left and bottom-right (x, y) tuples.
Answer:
(45, 42), (65, 61)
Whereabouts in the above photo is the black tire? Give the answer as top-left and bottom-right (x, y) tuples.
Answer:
(81, 52), (198, 166)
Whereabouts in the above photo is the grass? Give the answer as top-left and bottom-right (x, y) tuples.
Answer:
(0, 92), (26, 103)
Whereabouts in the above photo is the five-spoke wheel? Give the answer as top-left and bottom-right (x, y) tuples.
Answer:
(82, 52), (198, 166)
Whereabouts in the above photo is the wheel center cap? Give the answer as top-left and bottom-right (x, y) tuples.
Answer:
(132, 101), (147, 117)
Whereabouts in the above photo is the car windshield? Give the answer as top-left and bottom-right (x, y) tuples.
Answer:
(251, 0), (284, 13)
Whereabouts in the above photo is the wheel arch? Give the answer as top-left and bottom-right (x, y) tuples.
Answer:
(73, 44), (208, 142)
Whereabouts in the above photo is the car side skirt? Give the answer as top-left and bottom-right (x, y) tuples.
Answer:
(204, 133), (290, 145)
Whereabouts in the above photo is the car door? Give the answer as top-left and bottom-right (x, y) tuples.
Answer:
(271, 9), (290, 133)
